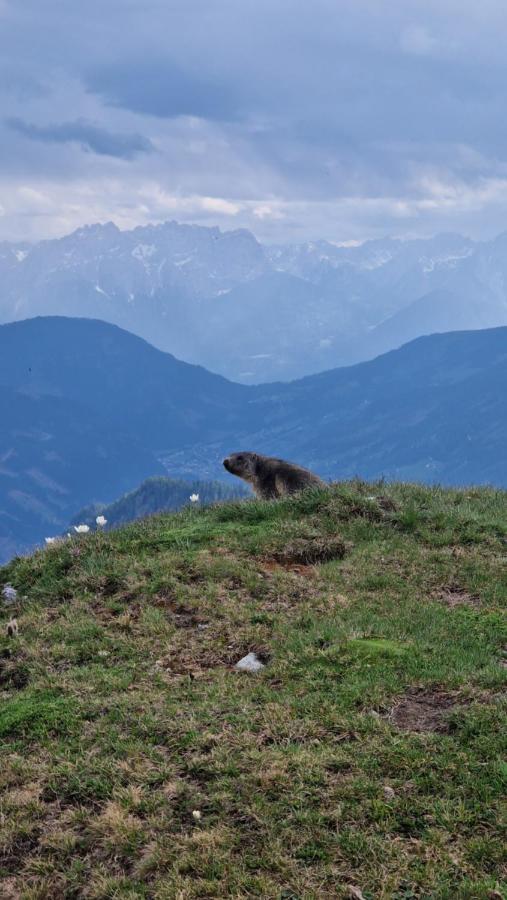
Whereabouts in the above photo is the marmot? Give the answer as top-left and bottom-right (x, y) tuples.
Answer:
(223, 452), (325, 500)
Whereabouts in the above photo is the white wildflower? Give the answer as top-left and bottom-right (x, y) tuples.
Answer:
(189, 493), (199, 503)
(2, 584), (17, 605)
(45, 537), (56, 545)
(191, 810), (202, 821)
(74, 524), (90, 534)
(96, 515), (107, 528)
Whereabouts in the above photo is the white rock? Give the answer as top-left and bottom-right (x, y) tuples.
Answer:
(235, 652), (265, 673)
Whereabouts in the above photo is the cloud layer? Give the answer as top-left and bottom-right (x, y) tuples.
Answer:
(2, 0), (507, 242)
(7, 117), (154, 159)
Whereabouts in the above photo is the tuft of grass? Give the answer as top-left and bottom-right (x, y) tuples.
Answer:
(0, 482), (506, 898)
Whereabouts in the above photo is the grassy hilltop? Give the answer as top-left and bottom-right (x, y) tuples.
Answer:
(0, 482), (506, 899)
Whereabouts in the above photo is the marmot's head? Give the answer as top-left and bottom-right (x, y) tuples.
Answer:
(223, 451), (258, 482)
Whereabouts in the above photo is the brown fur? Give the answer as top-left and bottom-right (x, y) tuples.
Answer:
(223, 452), (325, 500)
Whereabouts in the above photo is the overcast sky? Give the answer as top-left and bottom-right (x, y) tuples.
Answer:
(2, 0), (507, 243)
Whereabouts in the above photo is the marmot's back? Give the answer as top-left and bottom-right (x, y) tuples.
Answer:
(223, 451), (325, 499)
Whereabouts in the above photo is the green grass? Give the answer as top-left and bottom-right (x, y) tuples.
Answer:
(0, 481), (506, 898)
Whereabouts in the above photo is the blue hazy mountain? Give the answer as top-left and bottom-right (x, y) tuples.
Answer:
(2, 222), (507, 382)
(1, 316), (505, 560)
(0, 316), (246, 561)
(0, 381), (164, 563)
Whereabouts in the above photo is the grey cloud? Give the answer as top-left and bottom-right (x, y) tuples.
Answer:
(6, 117), (154, 159)
(2, 0), (507, 240)
(86, 60), (240, 122)
(0, 65), (48, 101)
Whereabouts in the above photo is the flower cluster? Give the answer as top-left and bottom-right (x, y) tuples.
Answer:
(44, 515), (107, 548)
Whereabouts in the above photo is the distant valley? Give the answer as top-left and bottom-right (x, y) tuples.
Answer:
(2, 222), (507, 382)
(1, 316), (506, 561)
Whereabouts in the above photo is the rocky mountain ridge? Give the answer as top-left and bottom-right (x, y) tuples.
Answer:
(2, 222), (507, 381)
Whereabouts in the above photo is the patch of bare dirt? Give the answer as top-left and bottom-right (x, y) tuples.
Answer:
(161, 597), (208, 629)
(389, 688), (467, 733)
(0, 654), (29, 690)
(0, 877), (22, 899)
(268, 536), (346, 567)
(261, 559), (316, 577)
(0, 829), (41, 873)
(97, 573), (127, 597)
(376, 495), (398, 513)
(155, 642), (271, 679)
(436, 583), (481, 609)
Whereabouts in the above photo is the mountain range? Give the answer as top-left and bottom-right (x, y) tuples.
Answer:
(1, 222), (507, 382)
(1, 316), (505, 562)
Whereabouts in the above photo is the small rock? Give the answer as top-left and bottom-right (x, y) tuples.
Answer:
(383, 785), (395, 800)
(235, 652), (265, 673)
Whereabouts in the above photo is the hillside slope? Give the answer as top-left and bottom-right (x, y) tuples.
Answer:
(1, 317), (506, 559)
(0, 316), (246, 450)
(0, 483), (506, 898)
(168, 327), (507, 487)
(0, 382), (164, 563)
(0, 317), (247, 560)
(71, 475), (250, 530)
